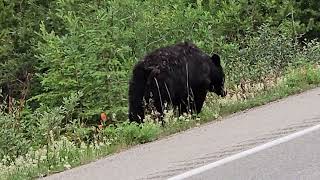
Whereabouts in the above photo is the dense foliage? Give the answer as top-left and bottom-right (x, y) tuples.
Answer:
(1, 0), (319, 119)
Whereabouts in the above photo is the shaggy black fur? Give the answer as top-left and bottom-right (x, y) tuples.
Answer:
(128, 42), (226, 123)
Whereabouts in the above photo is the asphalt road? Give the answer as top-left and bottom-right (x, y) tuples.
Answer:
(182, 129), (320, 180)
(42, 87), (320, 180)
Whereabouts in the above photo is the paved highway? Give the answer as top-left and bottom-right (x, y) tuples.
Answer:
(170, 124), (320, 180)
(42, 87), (320, 180)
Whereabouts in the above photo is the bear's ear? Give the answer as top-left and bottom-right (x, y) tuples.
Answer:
(211, 53), (221, 66)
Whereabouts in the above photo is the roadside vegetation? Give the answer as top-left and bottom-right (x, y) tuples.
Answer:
(1, 0), (320, 179)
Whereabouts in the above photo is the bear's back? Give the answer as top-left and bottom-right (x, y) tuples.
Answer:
(142, 42), (206, 71)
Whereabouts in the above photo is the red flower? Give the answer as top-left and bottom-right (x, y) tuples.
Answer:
(100, 112), (108, 122)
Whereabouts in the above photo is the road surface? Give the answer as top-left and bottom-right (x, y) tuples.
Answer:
(178, 128), (320, 180)
(42, 87), (320, 180)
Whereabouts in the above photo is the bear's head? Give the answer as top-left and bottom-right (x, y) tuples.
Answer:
(209, 54), (227, 97)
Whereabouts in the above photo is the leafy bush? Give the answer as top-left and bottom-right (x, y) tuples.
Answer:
(0, 112), (30, 162)
(31, 0), (307, 122)
(0, 91), (83, 162)
(223, 24), (297, 85)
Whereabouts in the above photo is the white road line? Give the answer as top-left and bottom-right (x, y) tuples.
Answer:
(167, 123), (320, 180)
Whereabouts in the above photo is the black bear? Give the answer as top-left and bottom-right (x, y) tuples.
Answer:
(128, 42), (226, 123)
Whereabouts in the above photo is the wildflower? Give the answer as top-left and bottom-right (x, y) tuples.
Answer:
(64, 163), (71, 169)
(100, 112), (108, 122)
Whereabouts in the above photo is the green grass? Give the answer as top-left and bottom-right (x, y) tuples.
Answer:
(219, 84), (305, 116)
(1, 64), (320, 180)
